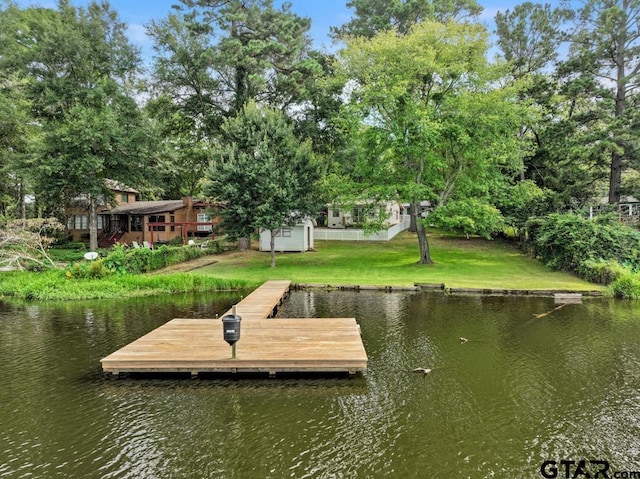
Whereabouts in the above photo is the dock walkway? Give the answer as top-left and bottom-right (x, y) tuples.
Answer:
(101, 280), (368, 377)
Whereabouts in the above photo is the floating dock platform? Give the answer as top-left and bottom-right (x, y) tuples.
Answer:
(101, 280), (368, 377)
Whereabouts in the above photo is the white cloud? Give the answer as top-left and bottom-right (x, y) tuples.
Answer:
(126, 23), (151, 46)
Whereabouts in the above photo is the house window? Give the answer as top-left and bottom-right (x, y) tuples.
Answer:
(97, 216), (104, 230)
(67, 217), (73, 229)
(149, 215), (166, 231)
(332, 209), (340, 217)
(121, 193), (128, 203)
(197, 213), (213, 232)
(131, 216), (143, 232)
(74, 215), (88, 230)
(170, 215), (175, 232)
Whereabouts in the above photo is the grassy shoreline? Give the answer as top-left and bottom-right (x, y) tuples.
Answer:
(192, 232), (602, 292)
(0, 270), (255, 302)
(0, 231), (603, 302)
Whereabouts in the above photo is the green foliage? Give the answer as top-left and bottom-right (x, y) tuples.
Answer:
(65, 258), (112, 279)
(204, 102), (321, 267)
(495, 3), (572, 77)
(338, 20), (524, 263)
(429, 199), (505, 239)
(496, 180), (551, 233)
(1, 1), (159, 249)
(331, 0), (483, 38)
(562, 0), (640, 203)
(146, 0), (324, 197)
(166, 236), (185, 246)
(610, 272), (640, 300)
(578, 259), (628, 285)
(64, 244), (212, 278)
(526, 213), (640, 275)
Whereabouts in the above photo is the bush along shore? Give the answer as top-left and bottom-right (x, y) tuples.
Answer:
(4, 222), (638, 301)
(0, 244), (254, 301)
(526, 213), (640, 299)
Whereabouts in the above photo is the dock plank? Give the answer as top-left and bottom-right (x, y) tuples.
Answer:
(101, 281), (368, 376)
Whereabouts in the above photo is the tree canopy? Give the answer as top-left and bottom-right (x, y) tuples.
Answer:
(204, 102), (320, 267)
(338, 20), (523, 263)
(0, 0), (638, 265)
(1, 0), (155, 250)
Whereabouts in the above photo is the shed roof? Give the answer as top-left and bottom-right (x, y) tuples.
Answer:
(102, 200), (186, 215)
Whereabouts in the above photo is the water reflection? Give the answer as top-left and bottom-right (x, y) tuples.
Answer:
(1, 290), (639, 478)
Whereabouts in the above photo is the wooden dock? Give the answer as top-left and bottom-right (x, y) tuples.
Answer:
(101, 280), (368, 377)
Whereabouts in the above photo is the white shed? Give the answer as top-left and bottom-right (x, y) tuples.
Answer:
(259, 219), (314, 252)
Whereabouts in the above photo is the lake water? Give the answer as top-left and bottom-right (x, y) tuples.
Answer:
(1, 290), (639, 478)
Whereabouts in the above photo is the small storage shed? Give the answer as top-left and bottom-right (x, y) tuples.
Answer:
(259, 219), (314, 252)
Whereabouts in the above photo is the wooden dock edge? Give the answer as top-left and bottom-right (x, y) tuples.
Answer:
(101, 281), (368, 378)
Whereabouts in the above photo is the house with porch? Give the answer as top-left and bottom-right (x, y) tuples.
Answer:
(315, 200), (410, 241)
(65, 180), (220, 248)
(326, 201), (403, 229)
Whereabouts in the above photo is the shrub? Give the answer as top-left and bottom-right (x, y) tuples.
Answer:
(610, 273), (640, 300)
(166, 236), (185, 246)
(96, 244), (212, 275)
(526, 213), (640, 274)
(578, 259), (629, 285)
(429, 199), (505, 239)
(65, 258), (113, 279)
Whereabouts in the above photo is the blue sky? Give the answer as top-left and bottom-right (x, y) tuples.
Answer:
(12, 0), (513, 61)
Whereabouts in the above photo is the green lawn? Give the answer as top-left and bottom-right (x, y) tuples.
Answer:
(194, 231), (602, 291)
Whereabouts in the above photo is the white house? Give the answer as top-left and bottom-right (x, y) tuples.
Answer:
(327, 201), (402, 229)
(259, 218), (315, 252)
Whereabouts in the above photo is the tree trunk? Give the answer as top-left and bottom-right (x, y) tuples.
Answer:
(237, 237), (250, 251)
(408, 203), (417, 232)
(89, 196), (98, 252)
(608, 150), (622, 204)
(413, 201), (433, 264)
(270, 230), (277, 268)
(18, 180), (25, 228)
(610, 25), (627, 205)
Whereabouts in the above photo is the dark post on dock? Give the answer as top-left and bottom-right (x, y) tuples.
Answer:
(222, 305), (242, 359)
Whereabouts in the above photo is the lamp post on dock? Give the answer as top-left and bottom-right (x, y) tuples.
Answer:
(222, 305), (241, 359)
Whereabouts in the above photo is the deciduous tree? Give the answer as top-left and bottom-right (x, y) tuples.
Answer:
(204, 102), (319, 267)
(339, 21), (522, 263)
(5, 1), (153, 250)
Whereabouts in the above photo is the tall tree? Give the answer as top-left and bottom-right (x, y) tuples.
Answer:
(6, 1), (152, 250)
(339, 21), (522, 264)
(565, 0), (640, 204)
(204, 102), (319, 266)
(0, 4), (37, 220)
(494, 2), (579, 202)
(147, 0), (323, 196)
(331, 0), (482, 38)
(495, 2), (571, 78)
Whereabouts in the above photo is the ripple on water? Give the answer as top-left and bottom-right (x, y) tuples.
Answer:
(2, 293), (640, 478)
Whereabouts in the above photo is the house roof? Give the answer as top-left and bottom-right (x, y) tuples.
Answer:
(102, 200), (187, 215)
(105, 179), (140, 194)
